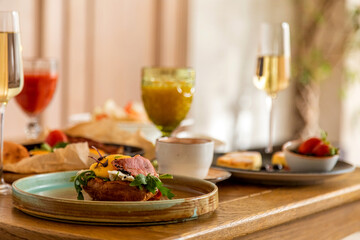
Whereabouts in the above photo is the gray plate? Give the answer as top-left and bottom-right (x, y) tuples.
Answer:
(205, 167), (231, 183)
(214, 161), (355, 185)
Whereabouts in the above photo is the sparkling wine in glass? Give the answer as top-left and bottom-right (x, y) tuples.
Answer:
(141, 67), (195, 137)
(0, 11), (24, 194)
(253, 22), (291, 153)
(15, 59), (58, 139)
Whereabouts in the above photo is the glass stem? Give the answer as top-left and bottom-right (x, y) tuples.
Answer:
(0, 102), (10, 194)
(0, 103), (5, 179)
(162, 131), (172, 137)
(266, 96), (275, 153)
(26, 115), (41, 139)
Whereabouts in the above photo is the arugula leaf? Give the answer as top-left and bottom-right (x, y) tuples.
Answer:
(71, 170), (97, 200)
(130, 174), (174, 199)
(158, 184), (175, 199)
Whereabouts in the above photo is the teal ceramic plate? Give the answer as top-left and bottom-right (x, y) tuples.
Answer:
(12, 171), (218, 225)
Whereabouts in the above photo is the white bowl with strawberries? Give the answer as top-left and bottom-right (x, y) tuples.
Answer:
(283, 133), (339, 172)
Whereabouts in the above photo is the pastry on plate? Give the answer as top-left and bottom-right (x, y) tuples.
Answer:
(3, 141), (30, 165)
(216, 151), (262, 170)
(271, 151), (288, 168)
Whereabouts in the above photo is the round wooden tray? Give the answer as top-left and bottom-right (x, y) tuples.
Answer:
(12, 171), (218, 225)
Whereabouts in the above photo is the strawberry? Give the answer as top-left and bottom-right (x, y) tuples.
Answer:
(297, 131), (339, 157)
(45, 129), (68, 147)
(312, 143), (330, 156)
(298, 137), (322, 155)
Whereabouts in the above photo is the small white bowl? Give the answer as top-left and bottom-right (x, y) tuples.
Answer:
(283, 140), (339, 172)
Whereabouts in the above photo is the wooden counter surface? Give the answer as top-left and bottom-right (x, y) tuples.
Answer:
(2, 168), (360, 240)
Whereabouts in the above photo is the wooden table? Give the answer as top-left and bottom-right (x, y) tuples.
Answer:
(2, 169), (360, 240)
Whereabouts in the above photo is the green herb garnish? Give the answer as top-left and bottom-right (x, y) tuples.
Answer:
(71, 170), (175, 200)
(40, 143), (52, 152)
(114, 171), (120, 181)
(34, 142), (69, 153)
(130, 174), (174, 199)
(53, 142), (69, 149)
(159, 174), (173, 179)
(71, 170), (97, 200)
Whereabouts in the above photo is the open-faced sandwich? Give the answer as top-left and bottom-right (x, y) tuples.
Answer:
(72, 150), (174, 201)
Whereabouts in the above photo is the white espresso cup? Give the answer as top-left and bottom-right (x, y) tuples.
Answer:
(155, 137), (214, 179)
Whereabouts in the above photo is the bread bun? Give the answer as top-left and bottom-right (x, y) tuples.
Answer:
(217, 151), (262, 170)
(3, 141), (29, 165)
(83, 177), (156, 201)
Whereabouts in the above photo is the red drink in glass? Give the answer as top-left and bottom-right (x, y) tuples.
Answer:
(15, 73), (57, 115)
(15, 59), (58, 139)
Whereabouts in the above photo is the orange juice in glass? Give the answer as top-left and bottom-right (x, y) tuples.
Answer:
(141, 67), (195, 137)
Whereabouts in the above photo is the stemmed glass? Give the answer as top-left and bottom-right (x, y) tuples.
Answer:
(0, 11), (24, 194)
(253, 22), (291, 153)
(15, 59), (58, 139)
(141, 67), (195, 137)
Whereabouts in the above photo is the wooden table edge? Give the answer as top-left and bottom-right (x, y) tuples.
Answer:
(177, 182), (360, 239)
(2, 171), (360, 240)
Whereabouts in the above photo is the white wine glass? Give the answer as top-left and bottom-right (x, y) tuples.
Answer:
(0, 11), (24, 195)
(253, 22), (290, 153)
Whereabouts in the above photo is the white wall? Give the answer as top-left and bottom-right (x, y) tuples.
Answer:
(338, 0), (360, 166)
(341, 74), (360, 165)
(188, 0), (296, 151)
(341, 0), (360, 165)
(188, 0), (359, 167)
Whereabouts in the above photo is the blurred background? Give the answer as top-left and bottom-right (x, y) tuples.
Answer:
(1, 0), (360, 165)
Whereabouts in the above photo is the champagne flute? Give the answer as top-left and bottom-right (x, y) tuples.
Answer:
(141, 67), (195, 137)
(15, 59), (58, 139)
(253, 22), (291, 153)
(0, 11), (24, 194)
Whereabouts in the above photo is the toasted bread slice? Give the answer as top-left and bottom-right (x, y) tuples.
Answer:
(217, 151), (262, 170)
(83, 177), (156, 201)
